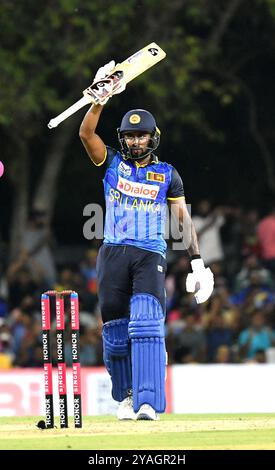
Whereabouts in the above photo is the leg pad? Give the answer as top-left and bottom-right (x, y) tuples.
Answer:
(129, 294), (166, 413)
(103, 318), (132, 402)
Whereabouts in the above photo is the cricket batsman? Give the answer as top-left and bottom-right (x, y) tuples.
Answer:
(79, 61), (214, 420)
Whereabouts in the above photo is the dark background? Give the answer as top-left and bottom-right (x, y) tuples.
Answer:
(1, 0), (275, 252)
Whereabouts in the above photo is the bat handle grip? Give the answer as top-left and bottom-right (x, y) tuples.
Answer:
(47, 95), (92, 129)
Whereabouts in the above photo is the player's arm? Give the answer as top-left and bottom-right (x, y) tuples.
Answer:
(167, 168), (214, 304)
(79, 103), (106, 166)
(169, 197), (200, 258)
(79, 60), (126, 166)
(169, 197), (214, 304)
(167, 168), (200, 256)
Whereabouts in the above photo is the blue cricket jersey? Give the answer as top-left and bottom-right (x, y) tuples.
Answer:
(96, 147), (185, 257)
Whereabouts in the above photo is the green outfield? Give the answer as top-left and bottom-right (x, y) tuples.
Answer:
(0, 414), (275, 450)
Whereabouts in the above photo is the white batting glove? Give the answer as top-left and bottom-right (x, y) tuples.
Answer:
(93, 60), (115, 83)
(186, 259), (214, 304)
(93, 60), (126, 105)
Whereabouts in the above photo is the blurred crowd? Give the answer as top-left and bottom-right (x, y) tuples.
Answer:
(0, 202), (275, 368)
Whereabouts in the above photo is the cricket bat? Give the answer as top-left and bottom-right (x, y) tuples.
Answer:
(47, 42), (166, 129)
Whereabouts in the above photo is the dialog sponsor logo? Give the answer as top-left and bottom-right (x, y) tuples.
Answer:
(117, 176), (159, 200)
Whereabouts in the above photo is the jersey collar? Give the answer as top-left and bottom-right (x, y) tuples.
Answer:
(134, 154), (159, 168)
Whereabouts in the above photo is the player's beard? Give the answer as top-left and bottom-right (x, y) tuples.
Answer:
(121, 138), (153, 160)
(131, 146), (143, 157)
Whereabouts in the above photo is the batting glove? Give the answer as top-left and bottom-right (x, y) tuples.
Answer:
(186, 259), (214, 304)
(93, 60), (115, 82)
(93, 60), (126, 105)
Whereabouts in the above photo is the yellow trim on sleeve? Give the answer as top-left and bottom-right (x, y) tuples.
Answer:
(167, 196), (185, 201)
(92, 147), (107, 166)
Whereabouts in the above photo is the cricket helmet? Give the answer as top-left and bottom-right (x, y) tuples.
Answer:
(117, 109), (160, 160)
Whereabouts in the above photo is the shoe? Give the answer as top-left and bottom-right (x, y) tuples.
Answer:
(117, 395), (136, 420)
(136, 404), (159, 421)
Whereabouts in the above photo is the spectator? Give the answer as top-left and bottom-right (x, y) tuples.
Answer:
(238, 310), (275, 361)
(80, 249), (98, 295)
(257, 206), (275, 277)
(214, 345), (232, 363)
(7, 267), (42, 310)
(192, 200), (225, 266)
(20, 210), (56, 287)
(205, 313), (235, 363)
(234, 254), (273, 293)
(241, 209), (260, 258)
(54, 268), (75, 292)
(220, 206), (242, 281)
(169, 311), (206, 363)
(231, 269), (274, 322)
(253, 349), (267, 363)
(0, 319), (14, 367)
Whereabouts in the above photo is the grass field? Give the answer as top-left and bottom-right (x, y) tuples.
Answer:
(1, 414), (275, 450)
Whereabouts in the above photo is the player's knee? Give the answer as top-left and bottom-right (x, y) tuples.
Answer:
(129, 293), (165, 337)
(102, 318), (129, 356)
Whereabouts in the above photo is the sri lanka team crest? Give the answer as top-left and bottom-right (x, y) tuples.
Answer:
(118, 161), (132, 177)
(129, 114), (141, 124)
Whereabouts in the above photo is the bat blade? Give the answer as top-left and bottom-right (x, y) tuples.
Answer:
(114, 42), (166, 82)
(83, 42), (166, 104)
(47, 43), (166, 129)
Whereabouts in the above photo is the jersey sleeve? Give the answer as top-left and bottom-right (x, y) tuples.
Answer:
(167, 167), (185, 200)
(93, 146), (117, 169)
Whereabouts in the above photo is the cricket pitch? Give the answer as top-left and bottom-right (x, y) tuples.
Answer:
(0, 414), (275, 450)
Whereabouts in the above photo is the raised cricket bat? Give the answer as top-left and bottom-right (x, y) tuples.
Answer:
(47, 42), (166, 129)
